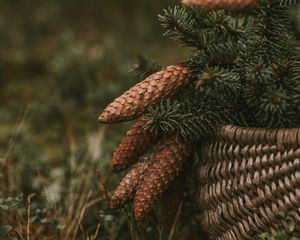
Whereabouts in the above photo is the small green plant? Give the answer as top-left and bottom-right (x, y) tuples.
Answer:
(0, 225), (15, 240)
(259, 211), (300, 240)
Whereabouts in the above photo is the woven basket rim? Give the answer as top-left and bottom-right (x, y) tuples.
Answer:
(216, 125), (300, 149)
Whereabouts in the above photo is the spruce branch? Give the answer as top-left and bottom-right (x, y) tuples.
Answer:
(279, 0), (300, 6)
(203, 10), (234, 34)
(159, 6), (200, 47)
(186, 12), (250, 76)
(195, 66), (241, 100)
(248, 87), (295, 128)
(234, 0), (300, 127)
(143, 89), (240, 141)
(252, 1), (293, 63)
(130, 55), (162, 82)
(193, 41), (241, 68)
(244, 60), (277, 86)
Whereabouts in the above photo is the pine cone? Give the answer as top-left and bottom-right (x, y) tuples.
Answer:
(111, 118), (156, 172)
(181, 0), (257, 10)
(133, 136), (191, 221)
(109, 158), (150, 209)
(98, 65), (191, 123)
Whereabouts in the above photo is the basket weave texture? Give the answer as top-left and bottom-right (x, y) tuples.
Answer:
(197, 125), (300, 240)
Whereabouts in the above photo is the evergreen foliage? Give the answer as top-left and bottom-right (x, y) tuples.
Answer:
(143, 0), (300, 141)
(144, 88), (240, 141)
(94, 1), (300, 237)
(130, 55), (162, 82)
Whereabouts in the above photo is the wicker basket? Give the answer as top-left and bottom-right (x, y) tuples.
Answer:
(197, 125), (300, 240)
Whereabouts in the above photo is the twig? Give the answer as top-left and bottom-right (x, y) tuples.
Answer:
(71, 195), (103, 240)
(15, 210), (24, 240)
(92, 223), (101, 240)
(2, 104), (29, 171)
(167, 202), (182, 240)
(12, 230), (24, 240)
(27, 195), (31, 240)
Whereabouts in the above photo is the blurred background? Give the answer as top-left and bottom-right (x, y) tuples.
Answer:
(0, 0), (198, 239)
(1, 1), (300, 239)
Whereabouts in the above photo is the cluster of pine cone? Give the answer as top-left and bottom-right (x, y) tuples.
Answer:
(181, 0), (257, 10)
(99, 65), (192, 221)
(99, 0), (257, 223)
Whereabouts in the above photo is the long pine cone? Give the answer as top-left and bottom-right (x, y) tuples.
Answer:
(111, 118), (156, 172)
(133, 136), (191, 221)
(99, 65), (190, 123)
(182, 0), (257, 10)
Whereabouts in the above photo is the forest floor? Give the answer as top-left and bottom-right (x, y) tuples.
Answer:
(0, 1), (205, 239)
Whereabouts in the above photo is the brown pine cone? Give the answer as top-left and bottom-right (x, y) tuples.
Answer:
(111, 118), (156, 172)
(109, 158), (150, 209)
(181, 0), (257, 10)
(133, 136), (191, 221)
(98, 65), (191, 123)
